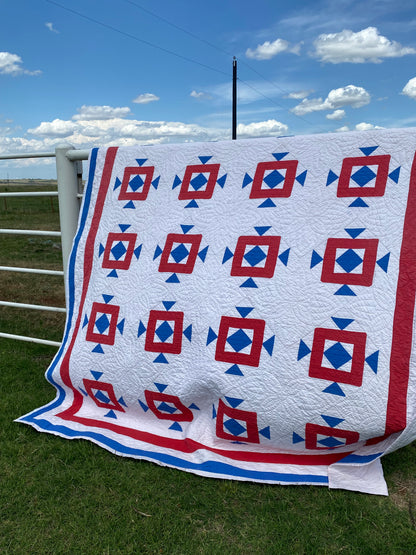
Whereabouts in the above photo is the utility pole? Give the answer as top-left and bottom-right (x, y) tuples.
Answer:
(232, 57), (237, 140)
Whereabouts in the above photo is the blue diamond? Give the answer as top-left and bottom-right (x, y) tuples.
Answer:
(190, 173), (208, 191)
(324, 342), (352, 369)
(129, 174), (145, 191)
(94, 390), (111, 404)
(244, 245), (267, 267)
(318, 436), (344, 448)
(351, 166), (376, 187)
(157, 401), (177, 414)
(95, 313), (110, 334)
(170, 243), (189, 263)
(263, 170), (284, 189)
(336, 249), (363, 273)
(224, 418), (246, 436)
(155, 321), (174, 342)
(227, 329), (252, 352)
(111, 241), (127, 260)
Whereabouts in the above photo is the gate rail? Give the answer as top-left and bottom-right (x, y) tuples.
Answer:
(0, 146), (89, 346)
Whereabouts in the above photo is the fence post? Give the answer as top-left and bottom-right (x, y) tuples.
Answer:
(55, 145), (81, 304)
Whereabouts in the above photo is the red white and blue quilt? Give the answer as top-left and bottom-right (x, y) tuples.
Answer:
(18, 130), (416, 494)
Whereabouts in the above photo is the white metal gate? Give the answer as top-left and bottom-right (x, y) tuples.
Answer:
(0, 145), (89, 346)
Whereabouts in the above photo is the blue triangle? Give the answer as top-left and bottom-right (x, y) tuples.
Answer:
(335, 285), (356, 296)
(152, 176), (160, 190)
(107, 269), (118, 278)
(326, 170), (338, 186)
(137, 321), (146, 337)
(166, 273), (180, 283)
(153, 245), (163, 260)
(154, 353), (169, 364)
(377, 253), (390, 273)
(366, 350), (379, 373)
(323, 382), (346, 397)
(155, 382), (168, 392)
(118, 396), (127, 407)
(117, 319), (125, 335)
(263, 336), (275, 356)
(242, 173), (253, 188)
(136, 158), (147, 166)
(292, 432), (304, 444)
(225, 364), (244, 376)
(162, 301), (176, 311)
(259, 426), (271, 439)
(222, 247), (234, 264)
(172, 175), (182, 189)
(82, 314), (89, 328)
(119, 224), (130, 232)
(272, 152), (288, 160)
(389, 167), (400, 183)
(217, 174), (227, 188)
(297, 340), (311, 360)
(236, 306), (254, 318)
(138, 400), (149, 412)
(310, 250), (323, 268)
(225, 396), (244, 408)
(185, 200), (199, 208)
(91, 370), (103, 380)
(240, 278), (258, 288)
(321, 414), (344, 428)
(123, 201), (136, 209)
(169, 422), (183, 431)
(258, 198), (276, 208)
(92, 344), (105, 354)
(296, 170), (307, 186)
(331, 317), (354, 330)
(278, 248), (290, 266)
(345, 227), (365, 239)
(206, 327), (218, 345)
(102, 294), (114, 304)
(212, 405), (217, 419)
(134, 245), (142, 259)
(104, 410), (117, 419)
(198, 246), (209, 262)
(113, 177), (121, 190)
(99, 243), (105, 257)
(359, 146), (378, 156)
(199, 156), (212, 164)
(183, 324), (192, 341)
(189, 403), (200, 410)
(254, 226), (271, 236)
(349, 198), (369, 207)
(180, 224), (194, 234)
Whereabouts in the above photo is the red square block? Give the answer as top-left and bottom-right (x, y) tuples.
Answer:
(145, 310), (184, 354)
(178, 163), (220, 200)
(321, 238), (379, 286)
(337, 155), (390, 197)
(158, 233), (202, 274)
(119, 166), (154, 201)
(86, 302), (120, 345)
(231, 235), (281, 278)
(215, 316), (265, 367)
(216, 399), (260, 443)
(250, 160), (298, 199)
(102, 232), (137, 270)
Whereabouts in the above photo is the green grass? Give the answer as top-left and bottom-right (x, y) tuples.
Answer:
(1, 183), (415, 554)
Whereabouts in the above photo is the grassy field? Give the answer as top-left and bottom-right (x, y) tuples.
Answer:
(1, 182), (415, 554)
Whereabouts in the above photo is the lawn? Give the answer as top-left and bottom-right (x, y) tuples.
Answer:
(0, 181), (415, 554)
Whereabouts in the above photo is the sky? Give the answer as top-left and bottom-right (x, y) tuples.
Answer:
(3, 0), (416, 177)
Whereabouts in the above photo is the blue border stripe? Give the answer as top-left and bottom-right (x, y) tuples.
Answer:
(336, 453), (383, 464)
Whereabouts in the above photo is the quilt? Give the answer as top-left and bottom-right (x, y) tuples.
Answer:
(18, 129), (416, 495)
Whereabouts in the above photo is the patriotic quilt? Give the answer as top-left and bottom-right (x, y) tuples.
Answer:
(18, 129), (416, 494)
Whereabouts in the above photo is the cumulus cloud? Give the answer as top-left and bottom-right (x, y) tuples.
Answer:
(246, 38), (300, 60)
(45, 22), (59, 33)
(313, 27), (416, 64)
(132, 93), (160, 104)
(27, 119), (78, 137)
(73, 105), (132, 120)
(326, 109), (345, 120)
(355, 122), (384, 131)
(286, 90), (313, 100)
(236, 119), (288, 137)
(190, 90), (212, 100)
(292, 85), (370, 115)
(402, 77), (416, 99)
(0, 51), (41, 76)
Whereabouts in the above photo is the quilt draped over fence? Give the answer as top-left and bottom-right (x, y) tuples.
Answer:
(18, 129), (416, 494)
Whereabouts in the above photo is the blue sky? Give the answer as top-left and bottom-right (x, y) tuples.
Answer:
(2, 0), (416, 177)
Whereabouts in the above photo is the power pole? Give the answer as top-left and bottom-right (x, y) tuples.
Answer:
(232, 57), (237, 140)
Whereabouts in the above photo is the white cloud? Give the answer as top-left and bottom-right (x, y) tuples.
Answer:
(402, 77), (416, 99)
(236, 120), (288, 138)
(355, 122), (384, 131)
(45, 22), (59, 33)
(27, 119), (78, 137)
(246, 38), (300, 60)
(132, 93), (160, 104)
(292, 85), (370, 115)
(0, 52), (41, 76)
(72, 105), (132, 120)
(326, 109), (345, 120)
(336, 126), (350, 132)
(313, 27), (416, 64)
(287, 90), (314, 100)
(190, 90), (212, 100)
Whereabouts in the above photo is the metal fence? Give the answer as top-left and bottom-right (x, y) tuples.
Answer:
(0, 145), (89, 346)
